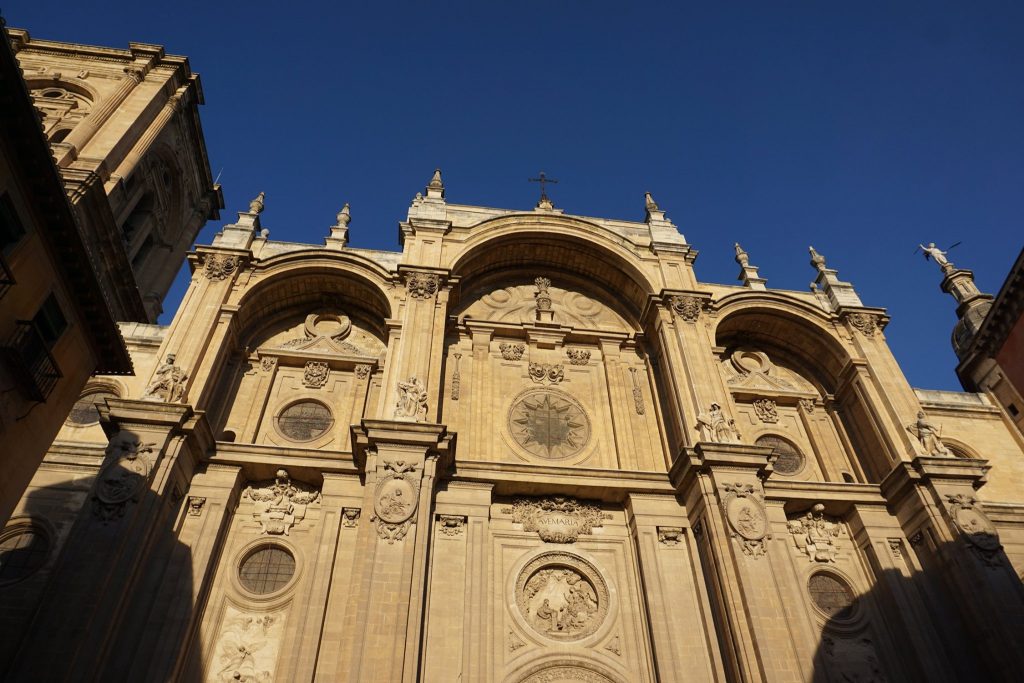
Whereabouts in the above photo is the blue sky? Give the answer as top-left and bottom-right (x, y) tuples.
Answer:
(11, 2), (1023, 391)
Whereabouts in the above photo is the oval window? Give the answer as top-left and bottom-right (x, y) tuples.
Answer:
(756, 435), (805, 475)
(67, 390), (118, 426)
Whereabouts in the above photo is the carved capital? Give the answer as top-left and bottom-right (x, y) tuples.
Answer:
(437, 514), (466, 537)
(201, 253), (240, 281)
(341, 507), (361, 528)
(669, 295), (705, 322)
(406, 272), (440, 300)
(566, 348), (590, 365)
(658, 526), (684, 546)
(846, 312), (882, 337)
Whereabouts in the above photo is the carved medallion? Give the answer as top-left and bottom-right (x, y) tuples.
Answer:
(512, 496), (603, 543)
(946, 494), (1001, 566)
(509, 389), (591, 460)
(372, 461), (420, 543)
(242, 469), (321, 536)
(721, 482), (770, 557)
(515, 552), (609, 642)
(302, 361), (330, 388)
(92, 435), (156, 523)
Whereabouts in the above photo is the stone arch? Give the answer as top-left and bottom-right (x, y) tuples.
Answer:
(713, 292), (850, 393)
(448, 214), (659, 328)
(505, 655), (628, 683)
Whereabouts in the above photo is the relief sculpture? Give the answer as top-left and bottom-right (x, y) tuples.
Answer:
(787, 503), (843, 562)
(515, 552), (609, 642)
(242, 469), (321, 536)
(721, 482), (770, 558)
(372, 460), (420, 543)
(210, 606), (285, 682)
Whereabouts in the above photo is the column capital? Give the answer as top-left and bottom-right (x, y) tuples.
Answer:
(351, 419), (455, 474)
(670, 442), (775, 494)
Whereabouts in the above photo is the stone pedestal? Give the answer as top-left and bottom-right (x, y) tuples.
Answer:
(332, 419), (454, 682)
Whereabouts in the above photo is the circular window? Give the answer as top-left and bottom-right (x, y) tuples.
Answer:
(238, 545), (296, 594)
(0, 525), (50, 585)
(67, 390), (118, 426)
(808, 572), (856, 620)
(756, 435), (805, 475)
(276, 401), (333, 442)
(508, 389), (591, 460)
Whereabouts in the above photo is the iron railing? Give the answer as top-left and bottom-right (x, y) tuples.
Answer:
(0, 320), (61, 402)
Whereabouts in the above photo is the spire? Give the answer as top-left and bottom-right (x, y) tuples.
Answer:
(643, 191), (687, 252)
(806, 245), (862, 309)
(248, 191), (265, 215)
(920, 246), (994, 358)
(734, 242), (766, 290)
(211, 191), (264, 249)
(426, 168), (445, 200)
(644, 191), (666, 222)
(645, 191), (658, 211)
(326, 202), (351, 250)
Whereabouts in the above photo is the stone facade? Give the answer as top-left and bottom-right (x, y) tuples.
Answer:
(3, 172), (1024, 682)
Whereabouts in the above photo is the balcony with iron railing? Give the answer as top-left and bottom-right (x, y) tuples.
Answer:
(0, 320), (62, 402)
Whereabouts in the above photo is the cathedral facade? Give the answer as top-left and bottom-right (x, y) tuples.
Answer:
(4, 169), (1024, 680)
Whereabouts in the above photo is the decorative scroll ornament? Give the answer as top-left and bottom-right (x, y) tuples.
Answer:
(629, 367), (645, 415)
(515, 551), (609, 642)
(450, 353), (461, 400)
(529, 362), (564, 384)
(906, 410), (952, 456)
(92, 435), (156, 523)
(141, 354), (188, 403)
(500, 342), (526, 361)
(437, 514), (466, 537)
(721, 482), (770, 558)
(394, 376), (428, 421)
(753, 398), (779, 423)
(406, 272), (440, 299)
(354, 364), (372, 380)
(242, 469), (321, 536)
(670, 295), (703, 323)
(187, 496), (207, 517)
(566, 348), (590, 365)
(302, 361), (330, 388)
(787, 503), (843, 562)
(512, 496), (604, 543)
(848, 313), (879, 337)
(945, 494), (1001, 567)
(696, 403), (742, 444)
(202, 253), (239, 280)
(372, 460), (420, 543)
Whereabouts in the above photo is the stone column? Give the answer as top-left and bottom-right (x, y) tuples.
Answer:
(882, 456), (1024, 679)
(334, 420), (454, 682)
(108, 84), (187, 184)
(6, 400), (201, 680)
(671, 441), (806, 683)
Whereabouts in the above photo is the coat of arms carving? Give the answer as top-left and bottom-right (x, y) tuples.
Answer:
(92, 435), (156, 523)
(787, 503), (843, 562)
(242, 469), (321, 535)
(945, 493), (1001, 567)
(372, 460), (420, 543)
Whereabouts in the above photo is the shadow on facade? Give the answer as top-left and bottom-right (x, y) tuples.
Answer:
(0, 427), (198, 681)
(810, 533), (1024, 683)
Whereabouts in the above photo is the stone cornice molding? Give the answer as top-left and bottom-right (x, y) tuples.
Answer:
(350, 420), (455, 475)
(880, 456), (991, 507)
(669, 442), (775, 494)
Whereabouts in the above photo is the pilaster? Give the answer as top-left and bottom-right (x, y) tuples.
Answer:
(336, 420), (455, 682)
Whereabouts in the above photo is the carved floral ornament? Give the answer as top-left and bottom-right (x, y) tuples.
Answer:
(372, 460), (420, 543)
(753, 398), (779, 423)
(302, 360), (330, 388)
(721, 482), (770, 557)
(242, 469), (321, 536)
(92, 435), (156, 523)
(945, 493), (1002, 567)
(529, 362), (564, 385)
(566, 348), (590, 365)
(201, 252), (240, 281)
(500, 342), (526, 361)
(512, 496), (604, 543)
(406, 272), (440, 299)
(514, 551), (610, 642)
(847, 312), (883, 338)
(669, 295), (705, 323)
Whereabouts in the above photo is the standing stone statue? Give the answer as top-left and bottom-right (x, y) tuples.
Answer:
(906, 410), (951, 456)
(919, 242), (953, 271)
(696, 402), (742, 444)
(141, 354), (188, 403)
(394, 376), (428, 421)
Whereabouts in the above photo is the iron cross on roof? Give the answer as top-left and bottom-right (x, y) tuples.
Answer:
(528, 171), (558, 202)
